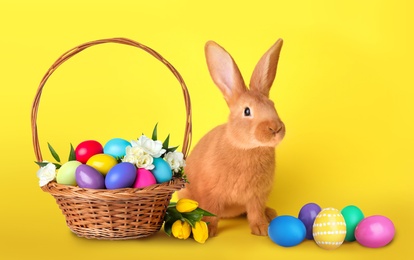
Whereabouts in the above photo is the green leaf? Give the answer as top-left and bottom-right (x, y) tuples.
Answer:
(35, 161), (48, 168)
(164, 212), (172, 223)
(162, 134), (170, 150)
(165, 207), (183, 222)
(152, 123), (158, 141)
(182, 211), (204, 225)
(167, 146), (179, 153)
(168, 202), (177, 208)
(35, 161), (61, 169)
(182, 217), (197, 228)
(47, 143), (61, 163)
(193, 207), (216, 217)
(163, 221), (173, 237)
(68, 143), (76, 161)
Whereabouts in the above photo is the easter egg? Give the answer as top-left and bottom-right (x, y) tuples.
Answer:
(298, 202), (322, 240)
(341, 205), (364, 241)
(105, 162), (137, 189)
(104, 138), (131, 158)
(86, 153), (118, 175)
(355, 215), (395, 248)
(313, 207), (347, 250)
(268, 215), (306, 247)
(151, 158), (173, 183)
(56, 160), (82, 185)
(75, 164), (105, 189)
(75, 140), (103, 164)
(133, 168), (157, 188)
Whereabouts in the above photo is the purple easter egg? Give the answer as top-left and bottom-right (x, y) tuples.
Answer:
(298, 202), (322, 239)
(75, 164), (105, 189)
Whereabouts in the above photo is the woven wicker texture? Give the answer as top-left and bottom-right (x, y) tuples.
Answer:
(31, 38), (191, 240)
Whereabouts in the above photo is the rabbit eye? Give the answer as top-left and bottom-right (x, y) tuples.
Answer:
(244, 107), (251, 117)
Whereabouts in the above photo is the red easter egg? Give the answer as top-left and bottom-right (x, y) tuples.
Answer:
(75, 140), (103, 164)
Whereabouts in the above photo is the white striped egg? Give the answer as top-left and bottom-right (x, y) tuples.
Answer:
(312, 207), (347, 250)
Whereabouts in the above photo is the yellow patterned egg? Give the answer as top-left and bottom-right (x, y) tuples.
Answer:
(312, 207), (347, 250)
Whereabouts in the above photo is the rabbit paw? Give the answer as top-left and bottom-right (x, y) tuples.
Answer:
(250, 223), (269, 236)
(208, 222), (218, 237)
(265, 207), (277, 221)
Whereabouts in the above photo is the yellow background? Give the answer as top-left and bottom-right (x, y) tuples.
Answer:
(1, 0), (412, 259)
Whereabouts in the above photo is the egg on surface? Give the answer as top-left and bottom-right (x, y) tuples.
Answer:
(298, 202), (322, 240)
(105, 162), (137, 189)
(151, 158), (173, 183)
(103, 138), (131, 158)
(341, 205), (364, 242)
(86, 153), (118, 175)
(56, 160), (82, 185)
(75, 164), (105, 189)
(355, 215), (395, 248)
(268, 215), (306, 247)
(313, 207), (347, 250)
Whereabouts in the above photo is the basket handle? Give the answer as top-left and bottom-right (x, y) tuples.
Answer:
(31, 37), (192, 162)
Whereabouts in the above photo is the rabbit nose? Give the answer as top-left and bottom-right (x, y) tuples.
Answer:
(269, 122), (284, 135)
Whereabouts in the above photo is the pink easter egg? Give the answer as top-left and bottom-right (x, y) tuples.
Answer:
(133, 168), (157, 188)
(355, 215), (395, 248)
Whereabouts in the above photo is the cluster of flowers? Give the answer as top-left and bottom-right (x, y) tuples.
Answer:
(164, 198), (215, 244)
(122, 135), (185, 172)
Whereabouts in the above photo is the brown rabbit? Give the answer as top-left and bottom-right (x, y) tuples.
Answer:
(178, 39), (285, 237)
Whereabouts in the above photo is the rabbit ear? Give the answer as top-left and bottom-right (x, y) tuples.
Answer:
(249, 39), (283, 97)
(205, 41), (246, 104)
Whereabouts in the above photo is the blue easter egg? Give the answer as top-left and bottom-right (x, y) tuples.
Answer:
(151, 158), (173, 183)
(268, 215), (306, 247)
(103, 138), (131, 158)
(105, 162), (136, 189)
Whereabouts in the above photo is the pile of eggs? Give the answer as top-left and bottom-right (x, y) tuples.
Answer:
(268, 203), (395, 249)
(56, 138), (173, 189)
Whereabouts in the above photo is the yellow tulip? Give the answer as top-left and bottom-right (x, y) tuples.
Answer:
(176, 198), (199, 213)
(171, 220), (191, 240)
(192, 221), (209, 244)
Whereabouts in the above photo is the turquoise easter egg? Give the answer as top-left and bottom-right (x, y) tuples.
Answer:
(103, 138), (131, 158)
(151, 158), (172, 183)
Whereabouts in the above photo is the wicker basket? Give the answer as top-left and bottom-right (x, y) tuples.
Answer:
(31, 38), (192, 240)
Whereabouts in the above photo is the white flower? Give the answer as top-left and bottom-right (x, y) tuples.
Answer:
(135, 153), (155, 170)
(122, 143), (155, 170)
(36, 162), (56, 187)
(133, 135), (166, 158)
(125, 145), (145, 158)
(122, 154), (138, 164)
(164, 151), (186, 173)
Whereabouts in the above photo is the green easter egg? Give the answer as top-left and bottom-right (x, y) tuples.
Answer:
(341, 205), (365, 241)
(56, 160), (82, 185)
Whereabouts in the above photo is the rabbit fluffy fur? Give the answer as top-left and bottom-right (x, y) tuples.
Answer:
(178, 39), (285, 237)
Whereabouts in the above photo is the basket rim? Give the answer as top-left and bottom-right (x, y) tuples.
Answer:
(42, 177), (186, 201)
